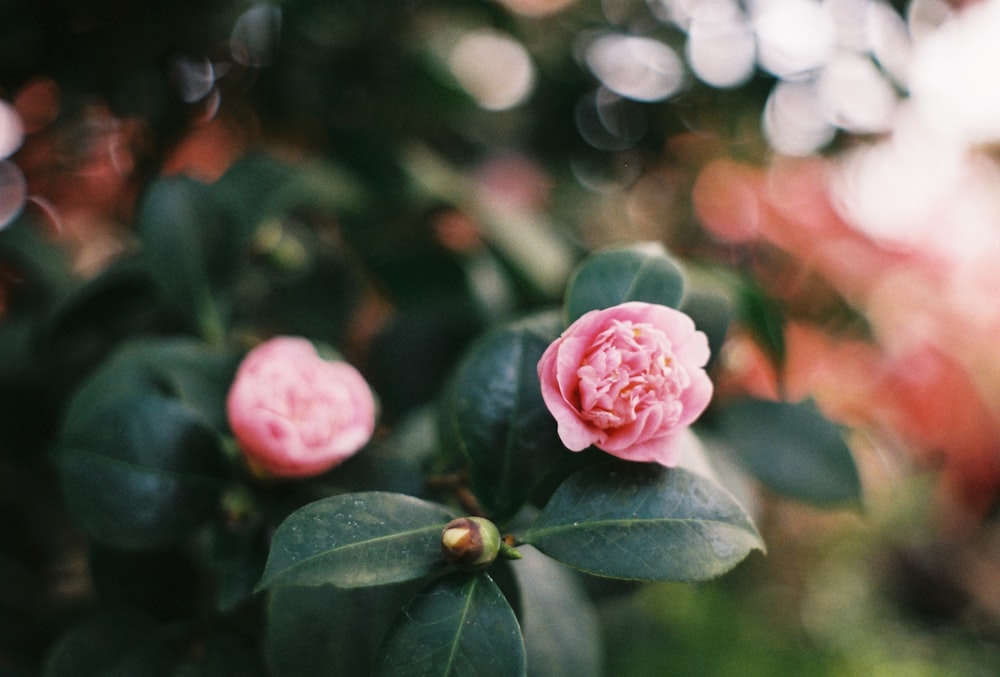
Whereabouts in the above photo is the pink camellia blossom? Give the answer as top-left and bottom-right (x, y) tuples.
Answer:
(226, 336), (376, 478)
(538, 302), (713, 466)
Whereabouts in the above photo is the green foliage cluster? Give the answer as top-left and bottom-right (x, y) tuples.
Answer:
(0, 2), (869, 674)
(2, 188), (860, 672)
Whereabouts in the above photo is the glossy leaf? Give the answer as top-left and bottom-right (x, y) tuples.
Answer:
(54, 393), (228, 548)
(373, 572), (526, 677)
(715, 398), (862, 506)
(522, 461), (763, 582)
(257, 492), (455, 590)
(265, 580), (425, 676)
(564, 242), (685, 323)
(439, 311), (566, 523)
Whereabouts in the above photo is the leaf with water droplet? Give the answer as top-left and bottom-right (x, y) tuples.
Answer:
(522, 461), (764, 582)
(257, 492), (455, 590)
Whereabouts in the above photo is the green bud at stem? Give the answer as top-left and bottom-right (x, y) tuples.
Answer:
(440, 517), (501, 571)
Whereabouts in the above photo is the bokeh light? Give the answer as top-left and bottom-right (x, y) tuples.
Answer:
(685, 0), (756, 88)
(865, 0), (911, 87)
(0, 159), (27, 230)
(575, 88), (648, 151)
(818, 52), (897, 134)
(231, 4), (282, 67)
(496, 0), (577, 17)
(908, 0), (1000, 144)
(169, 54), (216, 104)
(448, 29), (536, 111)
(754, 0), (835, 80)
(763, 79), (835, 156)
(585, 33), (685, 102)
(13, 78), (59, 135)
(0, 99), (25, 160)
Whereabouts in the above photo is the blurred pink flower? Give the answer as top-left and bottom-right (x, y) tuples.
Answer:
(694, 155), (1000, 518)
(227, 336), (376, 478)
(538, 302), (713, 465)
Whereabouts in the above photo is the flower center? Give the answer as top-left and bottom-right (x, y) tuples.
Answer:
(575, 320), (690, 429)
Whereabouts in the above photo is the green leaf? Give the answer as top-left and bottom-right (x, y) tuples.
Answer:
(439, 311), (566, 523)
(61, 337), (240, 435)
(679, 288), (733, 373)
(738, 282), (785, 367)
(257, 492), (455, 590)
(0, 212), (75, 314)
(39, 258), (164, 376)
(135, 176), (227, 341)
(522, 461), (763, 582)
(265, 580), (427, 676)
(564, 242), (685, 323)
(53, 393), (228, 548)
(209, 518), (270, 613)
(715, 398), (862, 507)
(373, 572), (526, 677)
(212, 153), (297, 227)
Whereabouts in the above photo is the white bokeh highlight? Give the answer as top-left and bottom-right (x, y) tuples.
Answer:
(585, 34), (685, 102)
(448, 29), (536, 111)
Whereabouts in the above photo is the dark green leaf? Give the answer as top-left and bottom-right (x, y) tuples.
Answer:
(213, 153), (366, 228)
(209, 518), (270, 612)
(680, 288), (733, 373)
(0, 212), (75, 315)
(738, 283), (785, 366)
(265, 580), (427, 677)
(212, 153), (297, 227)
(135, 176), (226, 341)
(39, 258), (164, 373)
(522, 461), (763, 582)
(564, 242), (685, 323)
(54, 393), (228, 548)
(373, 572), (526, 677)
(61, 338), (239, 435)
(376, 303), (485, 417)
(715, 398), (862, 506)
(257, 492), (455, 589)
(439, 311), (566, 523)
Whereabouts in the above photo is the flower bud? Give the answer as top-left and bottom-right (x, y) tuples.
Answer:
(440, 517), (501, 571)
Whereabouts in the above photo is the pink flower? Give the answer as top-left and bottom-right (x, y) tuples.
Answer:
(538, 302), (713, 466)
(226, 336), (376, 478)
